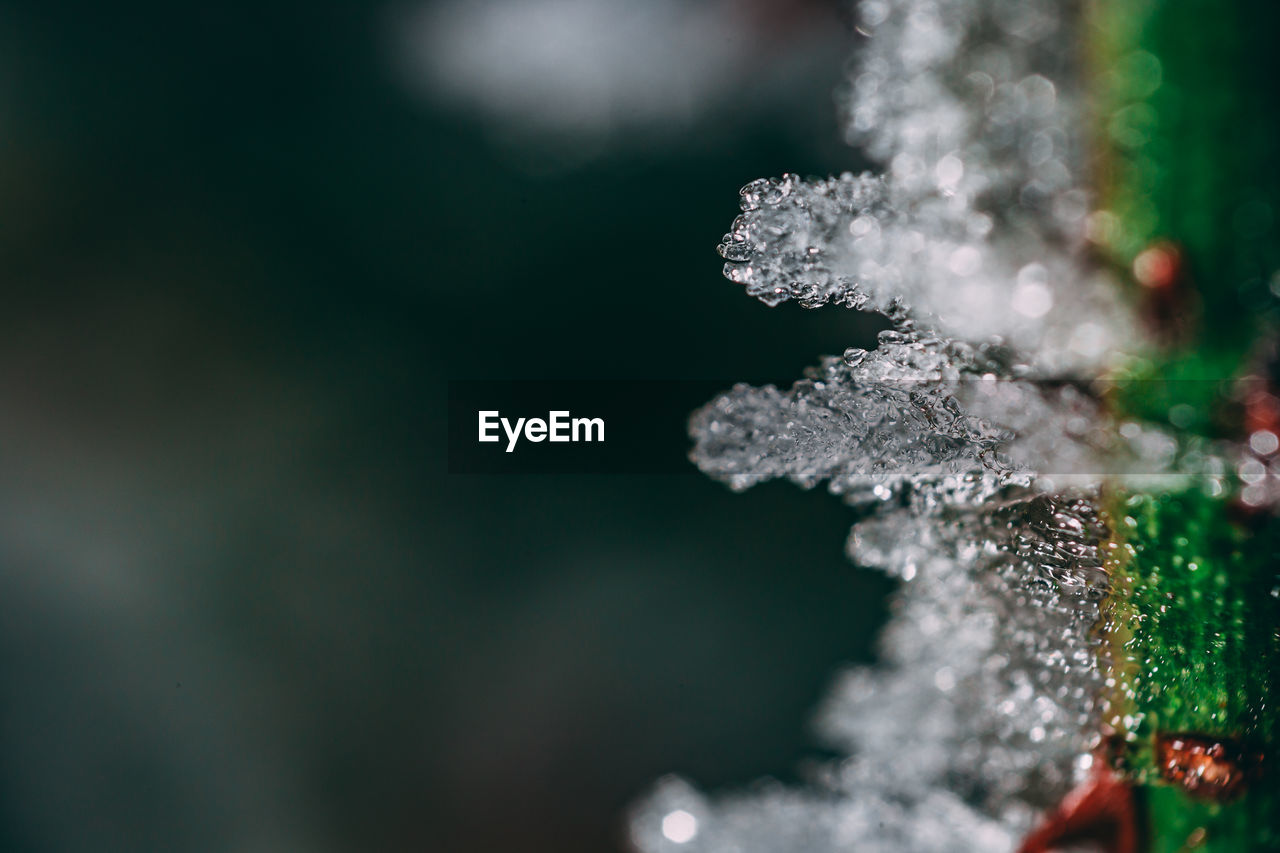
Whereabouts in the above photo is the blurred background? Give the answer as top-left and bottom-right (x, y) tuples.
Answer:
(0, 2), (896, 850)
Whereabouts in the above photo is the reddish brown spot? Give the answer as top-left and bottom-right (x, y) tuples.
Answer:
(1018, 762), (1144, 853)
(1155, 733), (1260, 802)
(1245, 386), (1280, 437)
(1132, 242), (1182, 290)
(1130, 240), (1196, 344)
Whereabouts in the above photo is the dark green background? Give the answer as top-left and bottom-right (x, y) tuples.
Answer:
(0, 3), (892, 851)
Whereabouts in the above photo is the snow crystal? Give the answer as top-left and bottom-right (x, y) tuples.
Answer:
(690, 324), (1220, 507)
(716, 0), (1136, 375)
(632, 495), (1111, 853)
(634, 0), (1251, 850)
(717, 168), (1130, 374)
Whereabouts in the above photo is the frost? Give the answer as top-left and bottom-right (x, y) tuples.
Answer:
(834, 496), (1109, 813)
(632, 775), (1016, 853)
(632, 495), (1112, 853)
(632, 0), (1234, 849)
(717, 171), (1128, 374)
(716, 0), (1133, 375)
(691, 324), (1220, 507)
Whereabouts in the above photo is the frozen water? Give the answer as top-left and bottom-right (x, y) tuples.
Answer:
(634, 0), (1250, 850)
(632, 0), (1277, 846)
(632, 775), (1016, 853)
(718, 172), (1130, 374)
(689, 323), (1020, 504)
(632, 495), (1112, 853)
(835, 496), (1109, 813)
(716, 0), (1135, 375)
(690, 324), (1222, 507)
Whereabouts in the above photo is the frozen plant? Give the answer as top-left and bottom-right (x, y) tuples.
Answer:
(631, 0), (1272, 850)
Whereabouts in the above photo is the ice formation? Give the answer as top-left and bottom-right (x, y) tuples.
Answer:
(717, 171), (1126, 374)
(632, 497), (1110, 853)
(630, 0), (1240, 850)
(690, 325), (1219, 507)
(716, 0), (1133, 375)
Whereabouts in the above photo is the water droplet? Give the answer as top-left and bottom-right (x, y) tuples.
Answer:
(843, 347), (868, 366)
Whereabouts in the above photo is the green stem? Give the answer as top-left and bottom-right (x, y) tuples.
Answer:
(1084, 1), (1280, 847)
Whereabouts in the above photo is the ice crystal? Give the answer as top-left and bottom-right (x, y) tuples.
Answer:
(632, 495), (1112, 852)
(691, 326), (1218, 507)
(835, 496), (1109, 813)
(717, 171), (1127, 374)
(716, 0), (1133, 375)
(631, 0), (1233, 850)
(633, 0), (1278, 846)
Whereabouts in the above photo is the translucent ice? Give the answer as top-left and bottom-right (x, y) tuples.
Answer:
(718, 172), (1129, 374)
(631, 775), (1016, 853)
(716, 0), (1136, 375)
(632, 495), (1112, 853)
(690, 325), (1219, 507)
(833, 496), (1110, 813)
(634, 0), (1269, 849)
(634, 0), (1242, 850)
